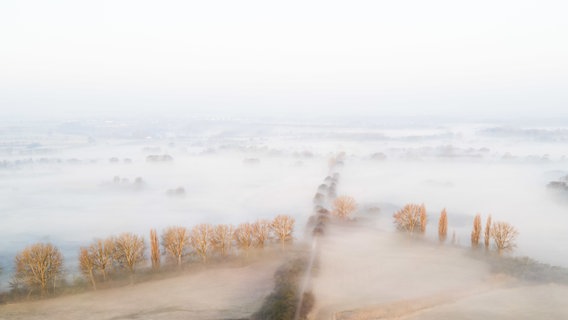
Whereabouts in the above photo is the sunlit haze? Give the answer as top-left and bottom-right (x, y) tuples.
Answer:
(1, 0), (567, 119)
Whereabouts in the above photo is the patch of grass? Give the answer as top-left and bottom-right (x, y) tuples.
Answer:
(471, 252), (568, 284)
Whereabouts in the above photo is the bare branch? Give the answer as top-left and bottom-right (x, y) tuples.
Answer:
(393, 203), (425, 234)
(14, 243), (63, 296)
(491, 221), (519, 255)
(79, 247), (96, 290)
(234, 223), (255, 255)
(332, 196), (357, 220)
(252, 220), (271, 248)
(161, 226), (189, 267)
(190, 224), (213, 263)
(114, 233), (145, 273)
(271, 215), (295, 249)
(210, 224), (234, 257)
(90, 237), (115, 282)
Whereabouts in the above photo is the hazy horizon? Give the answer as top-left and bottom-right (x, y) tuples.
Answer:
(1, 0), (567, 121)
(2, 2), (568, 318)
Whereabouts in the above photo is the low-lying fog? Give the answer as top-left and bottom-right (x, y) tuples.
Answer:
(2, 117), (568, 286)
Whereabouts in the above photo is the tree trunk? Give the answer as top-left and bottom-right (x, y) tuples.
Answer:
(89, 269), (97, 290)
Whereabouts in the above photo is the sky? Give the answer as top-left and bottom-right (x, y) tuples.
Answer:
(0, 0), (567, 120)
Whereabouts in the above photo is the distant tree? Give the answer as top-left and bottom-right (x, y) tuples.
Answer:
(313, 193), (325, 205)
(210, 224), (234, 257)
(234, 222), (255, 255)
(114, 233), (145, 274)
(90, 237), (115, 281)
(484, 215), (492, 250)
(161, 226), (189, 267)
(150, 229), (160, 271)
(252, 220), (272, 248)
(471, 214), (482, 248)
(79, 247), (97, 290)
(332, 196), (357, 219)
(393, 203), (424, 234)
(438, 209), (448, 242)
(190, 224), (213, 263)
(491, 221), (519, 255)
(327, 185), (337, 199)
(14, 243), (63, 296)
(271, 215), (295, 249)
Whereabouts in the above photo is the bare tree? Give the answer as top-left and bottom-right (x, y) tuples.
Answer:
(150, 229), (160, 271)
(234, 222), (255, 255)
(161, 226), (189, 267)
(90, 237), (115, 281)
(252, 219), (272, 248)
(438, 209), (448, 242)
(271, 215), (295, 249)
(210, 224), (234, 257)
(190, 224), (213, 263)
(332, 196), (357, 219)
(471, 214), (482, 248)
(419, 204), (427, 234)
(14, 243), (63, 296)
(114, 233), (145, 274)
(393, 203), (423, 234)
(491, 221), (519, 255)
(484, 215), (492, 250)
(79, 247), (96, 290)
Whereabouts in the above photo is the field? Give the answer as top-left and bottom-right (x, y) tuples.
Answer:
(2, 118), (568, 319)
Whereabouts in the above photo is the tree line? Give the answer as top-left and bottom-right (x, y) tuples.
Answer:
(7, 215), (295, 298)
(393, 203), (519, 255)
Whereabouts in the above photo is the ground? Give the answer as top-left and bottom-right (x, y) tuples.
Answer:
(3, 224), (568, 320)
(310, 224), (568, 320)
(0, 257), (284, 320)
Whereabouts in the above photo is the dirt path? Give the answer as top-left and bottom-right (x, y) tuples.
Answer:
(0, 258), (284, 320)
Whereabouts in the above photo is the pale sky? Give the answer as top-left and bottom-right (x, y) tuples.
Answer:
(1, 0), (567, 120)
